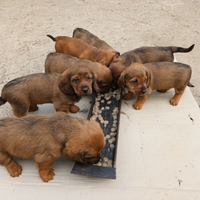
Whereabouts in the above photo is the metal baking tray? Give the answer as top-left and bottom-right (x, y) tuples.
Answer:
(71, 86), (122, 179)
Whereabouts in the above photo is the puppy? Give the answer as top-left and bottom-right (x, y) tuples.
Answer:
(0, 112), (105, 182)
(0, 65), (99, 117)
(110, 44), (195, 83)
(45, 52), (113, 93)
(72, 27), (116, 51)
(118, 62), (194, 110)
(47, 35), (117, 67)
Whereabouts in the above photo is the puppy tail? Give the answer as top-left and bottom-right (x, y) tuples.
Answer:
(172, 44), (195, 53)
(47, 35), (56, 41)
(187, 82), (194, 87)
(0, 97), (7, 106)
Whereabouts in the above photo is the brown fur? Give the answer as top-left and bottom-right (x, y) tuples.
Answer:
(0, 66), (99, 117)
(72, 28), (116, 51)
(47, 35), (117, 67)
(0, 112), (105, 182)
(110, 44), (195, 84)
(45, 52), (113, 93)
(118, 62), (194, 110)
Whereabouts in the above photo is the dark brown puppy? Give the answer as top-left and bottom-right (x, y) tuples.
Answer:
(47, 35), (117, 67)
(45, 52), (113, 93)
(0, 112), (105, 182)
(0, 66), (99, 117)
(73, 27), (116, 51)
(110, 44), (195, 83)
(118, 62), (194, 110)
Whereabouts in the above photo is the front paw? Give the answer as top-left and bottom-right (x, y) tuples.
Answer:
(40, 168), (55, 182)
(170, 98), (179, 106)
(69, 105), (80, 113)
(133, 101), (143, 110)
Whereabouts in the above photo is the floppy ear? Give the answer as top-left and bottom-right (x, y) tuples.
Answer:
(63, 141), (82, 162)
(117, 71), (125, 91)
(112, 52), (121, 62)
(91, 71), (100, 93)
(58, 69), (74, 95)
(146, 68), (151, 88)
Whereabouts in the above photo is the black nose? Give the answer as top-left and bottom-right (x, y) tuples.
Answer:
(82, 87), (88, 93)
(141, 90), (146, 94)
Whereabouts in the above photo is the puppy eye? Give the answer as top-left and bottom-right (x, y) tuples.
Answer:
(87, 77), (92, 81)
(144, 79), (147, 82)
(132, 80), (138, 84)
(73, 78), (79, 83)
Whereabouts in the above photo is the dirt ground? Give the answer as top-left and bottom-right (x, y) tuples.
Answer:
(0, 0), (200, 118)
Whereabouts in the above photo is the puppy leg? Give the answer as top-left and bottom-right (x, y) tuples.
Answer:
(0, 152), (22, 177)
(170, 87), (185, 106)
(133, 95), (149, 110)
(37, 160), (55, 182)
(123, 91), (134, 100)
(10, 101), (29, 117)
(69, 104), (80, 113)
(29, 104), (38, 112)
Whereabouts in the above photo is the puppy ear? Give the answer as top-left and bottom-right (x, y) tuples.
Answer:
(92, 72), (100, 93)
(117, 72), (125, 91)
(112, 52), (121, 62)
(58, 69), (74, 95)
(146, 69), (151, 88)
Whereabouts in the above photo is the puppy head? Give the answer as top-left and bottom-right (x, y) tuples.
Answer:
(98, 50), (119, 67)
(109, 53), (126, 85)
(63, 120), (105, 164)
(58, 65), (99, 96)
(95, 66), (113, 94)
(118, 63), (151, 96)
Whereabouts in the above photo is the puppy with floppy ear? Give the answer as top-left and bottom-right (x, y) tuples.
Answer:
(45, 52), (113, 93)
(47, 35), (118, 67)
(0, 112), (105, 182)
(110, 44), (195, 84)
(118, 62), (193, 110)
(0, 65), (99, 117)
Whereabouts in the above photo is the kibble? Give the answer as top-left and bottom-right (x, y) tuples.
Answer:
(90, 87), (121, 168)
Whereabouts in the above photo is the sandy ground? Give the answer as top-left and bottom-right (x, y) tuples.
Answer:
(0, 0), (200, 119)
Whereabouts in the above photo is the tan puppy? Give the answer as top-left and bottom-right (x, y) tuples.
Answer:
(118, 62), (194, 110)
(0, 112), (105, 182)
(73, 27), (116, 51)
(47, 35), (117, 67)
(0, 66), (99, 117)
(110, 44), (195, 83)
(45, 52), (113, 93)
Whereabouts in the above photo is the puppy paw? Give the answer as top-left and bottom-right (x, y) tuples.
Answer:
(123, 93), (133, 100)
(6, 163), (22, 177)
(133, 102), (143, 110)
(40, 168), (55, 182)
(170, 98), (179, 106)
(69, 105), (80, 113)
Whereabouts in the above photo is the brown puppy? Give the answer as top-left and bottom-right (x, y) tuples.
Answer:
(45, 52), (113, 94)
(0, 66), (99, 117)
(0, 112), (105, 182)
(118, 62), (194, 110)
(47, 35), (117, 67)
(72, 27), (116, 51)
(110, 44), (195, 83)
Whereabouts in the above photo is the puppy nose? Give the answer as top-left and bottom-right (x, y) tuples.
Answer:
(82, 87), (88, 93)
(141, 90), (146, 94)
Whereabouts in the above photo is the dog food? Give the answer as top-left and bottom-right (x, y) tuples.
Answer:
(71, 86), (122, 179)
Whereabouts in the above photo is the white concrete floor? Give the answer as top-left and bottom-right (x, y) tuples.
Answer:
(0, 1), (200, 199)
